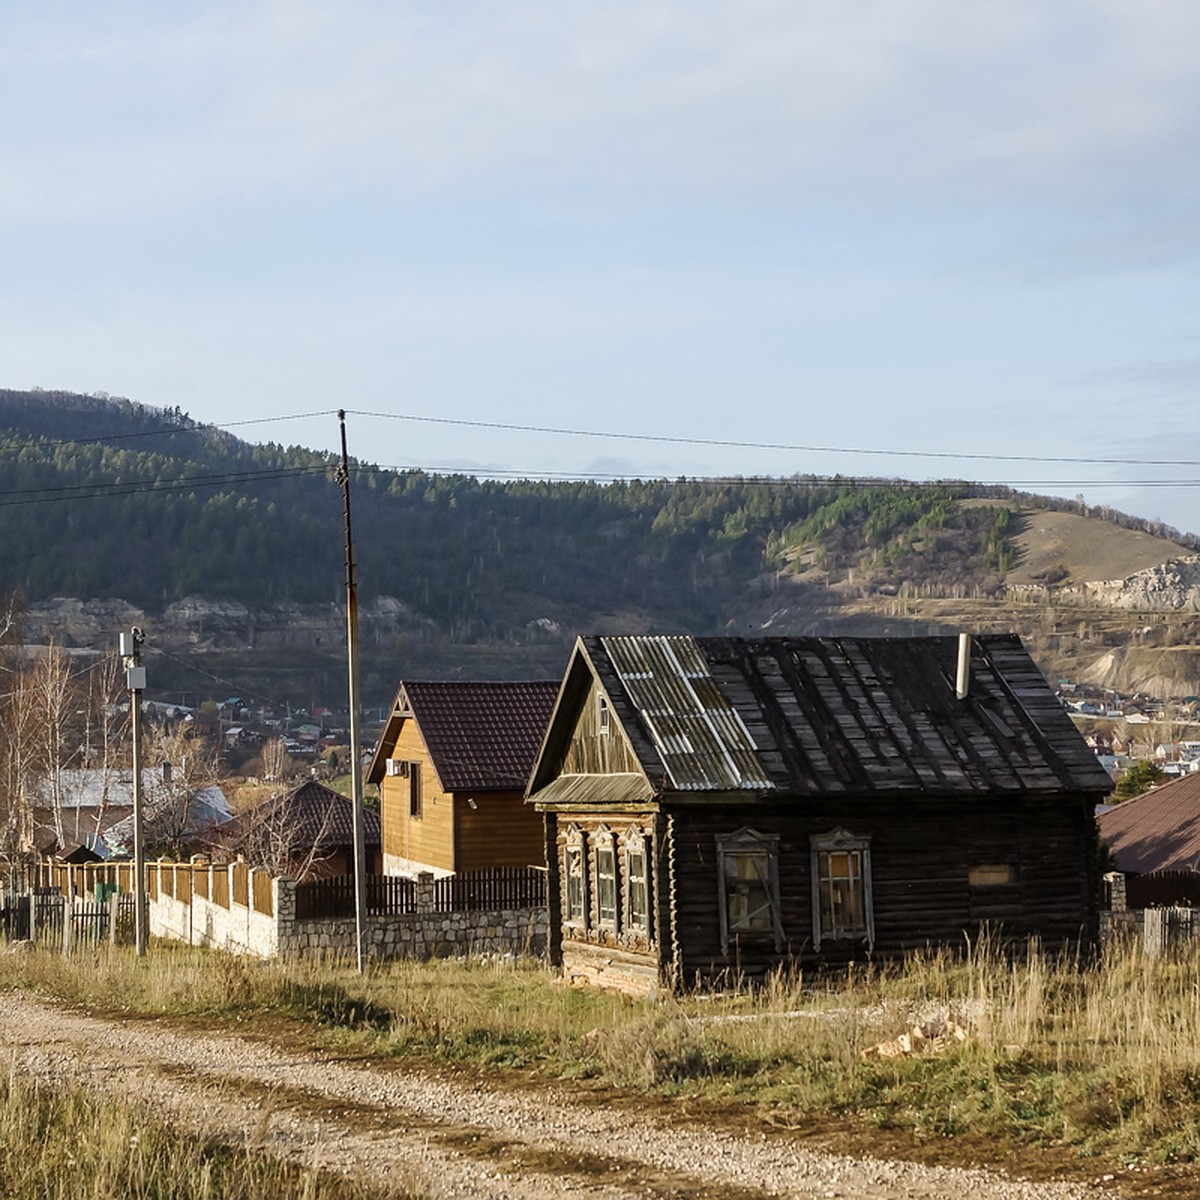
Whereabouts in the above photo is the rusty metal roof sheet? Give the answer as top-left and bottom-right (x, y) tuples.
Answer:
(1098, 773), (1200, 874)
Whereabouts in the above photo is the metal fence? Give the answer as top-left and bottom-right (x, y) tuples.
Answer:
(0, 888), (135, 952)
(294, 867), (544, 920)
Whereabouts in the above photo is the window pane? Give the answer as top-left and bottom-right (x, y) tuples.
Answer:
(627, 849), (647, 931)
(818, 849), (865, 937)
(565, 847), (584, 922)
(726, 851), (772, 932)
(409, 767), (422, 818)
(596, 847), (616, 925)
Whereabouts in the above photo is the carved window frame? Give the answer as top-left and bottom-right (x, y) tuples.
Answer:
(593, 824), (618, 930)
(562, 824), (587, 931)
(623, 825), (651, 939)
(716, 828), (783, 955)
(810, 827), (874, 951)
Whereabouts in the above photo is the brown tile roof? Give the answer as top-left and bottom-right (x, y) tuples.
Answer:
(221, 780), (380, 854)
(1098, 773), (1200, 874)
(384, 681), (559, 792)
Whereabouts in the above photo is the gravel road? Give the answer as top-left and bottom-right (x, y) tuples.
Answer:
(1, 990), (1119, 1200)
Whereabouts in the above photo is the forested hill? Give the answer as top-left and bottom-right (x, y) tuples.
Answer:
(2, 389), (1193, 646)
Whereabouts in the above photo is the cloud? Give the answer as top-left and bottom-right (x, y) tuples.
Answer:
(4, 0), (1200, 230)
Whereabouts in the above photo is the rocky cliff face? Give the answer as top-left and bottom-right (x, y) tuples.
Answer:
(22, 596), (435, 653)
(1071, 556), (1200, 612)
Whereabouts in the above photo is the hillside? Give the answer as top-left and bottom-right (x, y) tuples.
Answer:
(1002, 508), (1190, 586)
(4, 388), (1200, 706)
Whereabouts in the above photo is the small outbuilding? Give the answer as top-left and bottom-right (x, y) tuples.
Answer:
(527, 633), (1112, 995)
(1098, 772), (1200, 907)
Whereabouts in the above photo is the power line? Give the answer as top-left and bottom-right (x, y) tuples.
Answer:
(1, 458), (1199, 510)
(148, 645), (311, 715)
(345, 409), (1200, 470)
(0, 409), (337, 451)
(4, 402), (1200, 470)
(0, 464), (332, 508)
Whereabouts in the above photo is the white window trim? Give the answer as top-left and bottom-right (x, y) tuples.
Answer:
(810, 827), (874, 952)
(593, 824), (618, 930)
(716, 827), (783, 955)
(562, 823), (588, 930)
(622, 825), (651, 939)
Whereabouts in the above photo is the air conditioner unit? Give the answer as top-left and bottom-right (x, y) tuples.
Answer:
(385, 759), (408, 777)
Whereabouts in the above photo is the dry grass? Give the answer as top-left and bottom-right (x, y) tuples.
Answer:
(7, 936), (1200, 1165)
(0, 1068), (396, 1200)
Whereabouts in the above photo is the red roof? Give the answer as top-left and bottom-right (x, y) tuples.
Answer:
(1098, 772), (1200, 874)
(376, 680), (559, 792)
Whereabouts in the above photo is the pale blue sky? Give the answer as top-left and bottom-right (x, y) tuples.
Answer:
(3, 2), (1199, 533)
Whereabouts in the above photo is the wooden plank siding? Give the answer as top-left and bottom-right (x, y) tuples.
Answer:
(454, 789), (545, 872)
(664, 794), (1098, 983)
(380, 720), (454, 873)
(561, 678), (643, 776)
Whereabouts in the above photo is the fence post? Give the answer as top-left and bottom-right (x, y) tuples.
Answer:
(61, 894), (72, 957)
(29, 887), (37, 945)
(109, 892), (120, 946)
(416, 872), (435, 915)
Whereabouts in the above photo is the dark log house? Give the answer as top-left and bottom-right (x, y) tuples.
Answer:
(527, 634), (1112, 995)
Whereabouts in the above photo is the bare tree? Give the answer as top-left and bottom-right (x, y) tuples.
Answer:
(0, 666), (39, 864)
(261, 736), (292, 784)
(234, 789), (338, 880)
(30, 644), (83, 850)
(140, 720), (225, 858)
(77, 651), (129, 844)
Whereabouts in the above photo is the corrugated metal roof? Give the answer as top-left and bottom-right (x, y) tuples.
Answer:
(568, 633), (1112, 798)
(1098, 773), (1200, 874)
(601, 635), (774, 791)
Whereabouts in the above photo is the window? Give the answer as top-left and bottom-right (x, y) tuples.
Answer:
(716, 829), (783, 954)
(969, 863), (1015, 887)
(597, 694), (611, 732)
(810, 828), (873, 950)
(594, 826), (617, 929)
(408, 764), (422, 819)
(624, 827), (650, 937)
(563, 825), (586, 928)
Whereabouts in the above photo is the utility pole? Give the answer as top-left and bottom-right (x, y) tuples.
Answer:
(120, 627), (148, 956)
(337, 411), (368, 973)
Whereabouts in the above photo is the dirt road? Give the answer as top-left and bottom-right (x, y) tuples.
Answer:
(1, 990), (1120, 1200)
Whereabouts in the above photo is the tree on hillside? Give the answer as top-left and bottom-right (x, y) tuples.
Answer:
(1114, 759), (1165, 802)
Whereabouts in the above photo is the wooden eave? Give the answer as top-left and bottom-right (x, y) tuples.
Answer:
(365, 683), (411, 785)
(529, 772), (657, 810)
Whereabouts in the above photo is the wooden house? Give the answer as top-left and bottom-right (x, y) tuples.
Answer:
(527, 633), (1112, 996)
(366, 680), (559, 878)
(213, 779), (381, 880)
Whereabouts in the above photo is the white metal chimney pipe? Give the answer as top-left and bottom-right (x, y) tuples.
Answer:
(955, 632), (971, 701)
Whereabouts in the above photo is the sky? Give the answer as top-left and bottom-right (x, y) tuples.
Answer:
(3, 2), (1199, 534)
